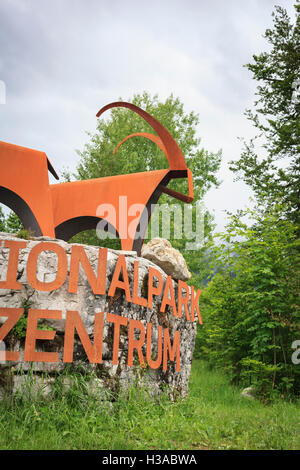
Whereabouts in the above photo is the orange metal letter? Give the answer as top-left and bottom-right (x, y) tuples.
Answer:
(191, 286), (202, 324)
(106, 312), (128, 365)
(146, 322), (162, 370)
(24, 309), (61, 362)
(63, 310), (104, 363)
(108, 255), (131, 302)
(147, 266), (163, 309)
(177, 280), (190, 321)
(160, 276), (177, 317)
(0, 307), (23, 361)
(68, 246), (107, 294)
(132, 260), (147, 307)
(163, 328), (180, 372)
(0, 240), (26, 290)
(128, 319), (145, 367)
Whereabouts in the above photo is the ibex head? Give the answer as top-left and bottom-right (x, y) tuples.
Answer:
(96, 102), (193, 203)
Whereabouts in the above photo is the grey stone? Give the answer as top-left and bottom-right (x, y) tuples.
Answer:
(241, 386), (256, 399)
(0, 234), (198, 400)
(141, 238), (191, 281)
(12, 375), (55, 397)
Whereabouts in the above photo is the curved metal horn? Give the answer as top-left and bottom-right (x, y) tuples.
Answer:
(96, 101), (187, 170)
(113, 132), (167, 158)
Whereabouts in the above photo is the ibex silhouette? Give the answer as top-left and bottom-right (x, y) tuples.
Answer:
(0, 102), (193, 255)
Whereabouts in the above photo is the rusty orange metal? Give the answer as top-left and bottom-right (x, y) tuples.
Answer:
(0, 102), (194, 255)
(0, 141), (58, 238)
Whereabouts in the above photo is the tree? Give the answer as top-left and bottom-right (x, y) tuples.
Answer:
(5, 211), (23, 233)
(0, 206), (23, 234)
(66, 92), (222, 284)
(196, 4), (300, 399)
(230, 4), (300, 224)
(0, 205), (24, 234)
(199, 200), (300, 398)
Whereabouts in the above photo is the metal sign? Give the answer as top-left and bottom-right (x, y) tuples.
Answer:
(0, 102), (193, 255)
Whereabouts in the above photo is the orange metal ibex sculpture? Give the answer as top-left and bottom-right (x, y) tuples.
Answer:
(0, 102), (193, 255)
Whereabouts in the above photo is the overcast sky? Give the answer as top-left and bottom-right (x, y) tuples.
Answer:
(0, 0), (296, 232)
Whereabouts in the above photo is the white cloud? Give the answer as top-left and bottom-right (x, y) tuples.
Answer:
(0, 0), (295, 230)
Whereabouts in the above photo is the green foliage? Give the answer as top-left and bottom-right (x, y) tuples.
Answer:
(198, 201), (300, 399)
(239, 358), (281, 399)
(11, 298), (54, 339)
(230, 4), (300, 224)
(15, 228), (34, 240)
(71, 92), (221, 197)
(0, 206), (23, 234)
(12, 314), (29, 340)
(198, 3), (300, 402)
(5, 211), (23, 234)
(66, 92), (221, 284)
(11, 299), (32, 339)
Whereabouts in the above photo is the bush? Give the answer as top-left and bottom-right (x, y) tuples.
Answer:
(198, 201), (300, 399)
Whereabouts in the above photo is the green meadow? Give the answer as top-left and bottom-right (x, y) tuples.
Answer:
(0, 360), (298, 451)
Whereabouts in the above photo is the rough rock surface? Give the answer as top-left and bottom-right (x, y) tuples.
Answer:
(241, 387), (256, 400)
(141, 238), (191, 281)
(0, 233), (198, 400)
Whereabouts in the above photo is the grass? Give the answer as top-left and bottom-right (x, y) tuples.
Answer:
(0, 360), (299, 450)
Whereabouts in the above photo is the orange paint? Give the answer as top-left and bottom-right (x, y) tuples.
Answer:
(132, 261), (147, 307)
(0, 141), (56, 237)
(0, 306), (183, 372)
(146, 322), (163, 369)
(177, 280), (190, 321)
(106, 312), (128, 365)
(108, 254), (131, 302)
(24, 309), (61, 362)
(0, 307), (24, 361)
(68, 246), (107, 295)
(163, 328), (180, 372)
(128, 319), (146, 367)
(63, 310), (104, 363)
(0, 102), (193, 256)
(191, 286), (202, 324)
(160, 275), (177, 317)
(0, 240), (27, 290)
(147, 266), (163, 309)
